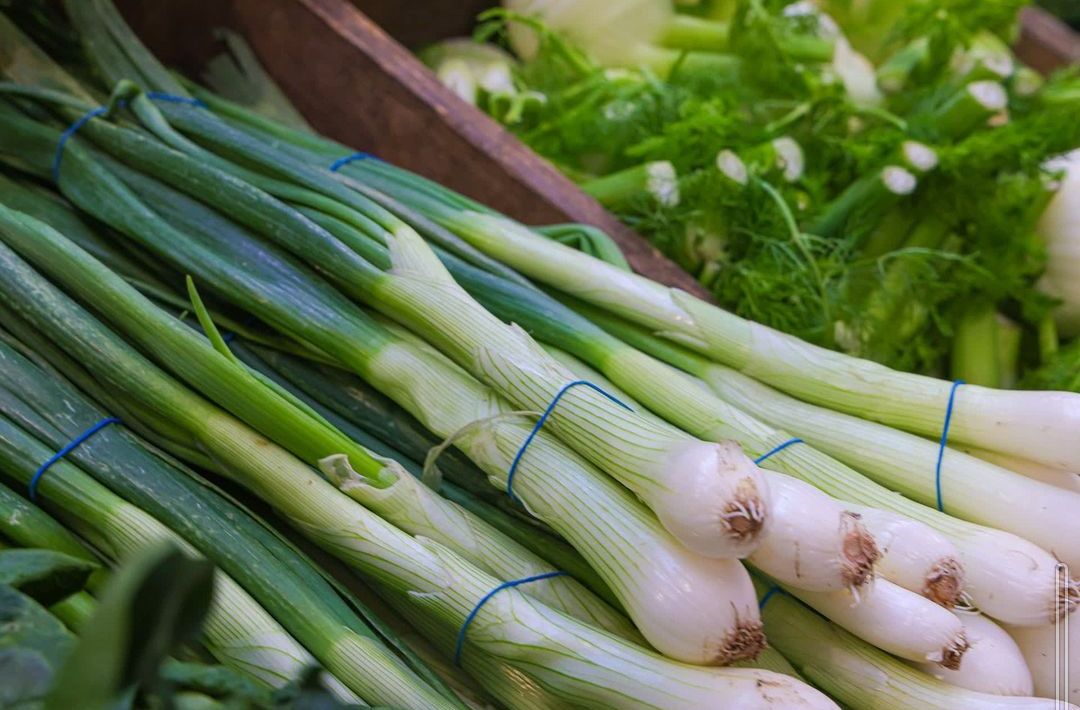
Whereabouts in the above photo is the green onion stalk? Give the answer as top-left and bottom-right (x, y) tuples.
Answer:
(333, 161), (1080, 475)
(0, 99), (632, 643)
(0, 479), (103, 634)
(33, 69), (1062, 622)
(0, 229), (834, 710)
(379, 245), (1067, 627)
(0, 315), (479, 707)
(347, 235), (1072, 627)
(93, 88), (775, 564)
(754, 582), (1074, 710)
(543, 348), (973, 670)
(592, 309), (1080, 621)
(228, 339), (618, 608)
(0, 401), (358, 700)
(0, 37), (775, 658)
(346, 218), (773, 562)
(542, 339), (881, 596)
(3, 14), (774, 562)
(0, 251), (462, 709)
(35, 65), (1071, 626)
(0, 169), (764, 668)
(0, 230), (579, 709)
(232, 335), (803, 678)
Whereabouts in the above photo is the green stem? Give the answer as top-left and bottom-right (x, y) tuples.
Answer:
(581, 161), (679, 207)
(810, 166), (916, 239)
(950, 303), (1001, 387)
(931, 81), (1006, 139)
(658, 15), (731, 50)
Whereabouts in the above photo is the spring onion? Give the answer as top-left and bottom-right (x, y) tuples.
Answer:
(0, 231), (836, 710)
(383, 203), (1080, 472)
(545, 344), (878, 594)
(0, 412), (333, 695)
(689, 361), (1080, 572)
(748, 471), (877, 592)
(0, 141), (766, 664)
(786, 578), (970, 668)
(914, 612), (1034, 696)
(757, 581), (1073, 709)
(962, 447), (1080, 494)
(0, 51), (772, 562)
(843, 504), (964, 607)
(0, 199), (630, 642)
(570, 306), (1075, 623)
(1008, 617), (1079, 704)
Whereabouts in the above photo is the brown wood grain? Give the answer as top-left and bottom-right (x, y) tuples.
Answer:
(352, 0), (495, 49)
(1015, 6), (1080, 74)
(115, 0), (711, 298)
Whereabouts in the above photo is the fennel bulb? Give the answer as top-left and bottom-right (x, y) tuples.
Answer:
(1038, 150), (1080, 338)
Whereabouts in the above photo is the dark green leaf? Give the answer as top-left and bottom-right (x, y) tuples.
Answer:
(0, 549), (96, 606)
(46, 542), (214, 710)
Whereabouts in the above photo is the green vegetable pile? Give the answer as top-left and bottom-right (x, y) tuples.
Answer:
(0, 1), (1078, 708)
(423, 0), (1080, 388)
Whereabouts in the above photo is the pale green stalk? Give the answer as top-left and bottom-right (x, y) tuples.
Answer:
(0, 235), (830, 706)
(338, 319), (764, 665)
(561, 308), (1076, 626)
(0, 204), (629, 642)
(364, 225), (771, 561)
(0, 429), (329, 694)
(422, 209), (1080, 473)
(694, 362), (1080, 574)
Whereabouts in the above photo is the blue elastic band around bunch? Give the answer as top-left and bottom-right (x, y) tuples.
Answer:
(329, 152), (376, 172)
(753, 437), (804, 465)
(52, 105), (110, 182)
(143, 92), (206, 108)
(29, 417), (122, 502)
(453, 570), (567, 665)
(934, 380), (964, 513)
(505, 380), (633, 502)
(758, 585), (783, 610)
(52, 92), (206, 182)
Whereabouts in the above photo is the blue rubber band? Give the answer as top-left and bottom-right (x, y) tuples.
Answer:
(145, 92), (206, 108)
(934, 380), (964, 513)
(29, 417), (122, 502)
(52, 93), (206, 182)
(329, 152), (376, 172)
(506, 380), (632, 502)
(52, 105), (111, 182)
(753, 437), (804, 465)
(758, 585), (783, 610)
(453, 571), (567, 665)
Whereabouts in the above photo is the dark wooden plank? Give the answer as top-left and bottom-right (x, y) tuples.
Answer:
(1015, 6), (1080, 74)
(352, 0), (495, 49)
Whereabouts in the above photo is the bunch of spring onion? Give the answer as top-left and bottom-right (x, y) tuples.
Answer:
(0, 208), (836, 709)
(0, 499), (357, 709)
(0, 334), (465, 708)
(418, 0), (1080, 388)
(0, 2), (1078, 706)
